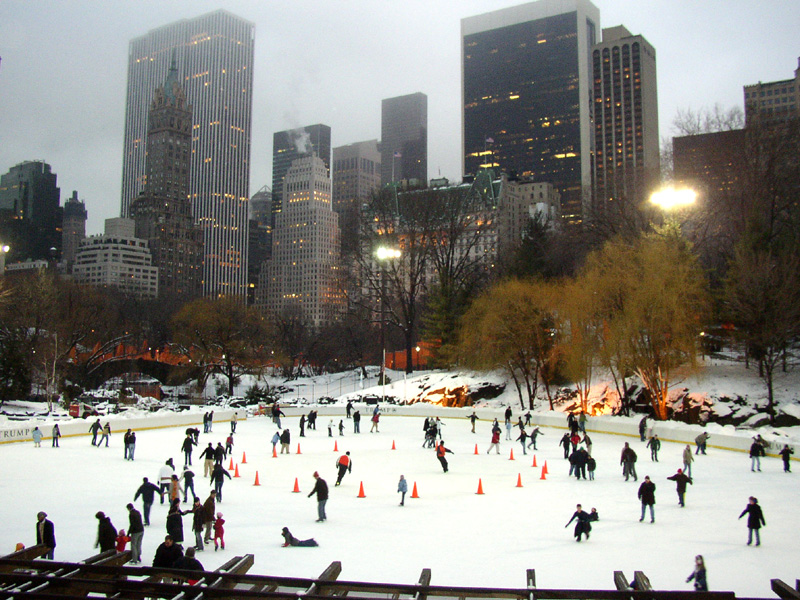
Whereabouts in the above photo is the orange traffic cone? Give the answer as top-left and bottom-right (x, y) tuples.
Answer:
(253, 471), (260, 486)
(228, 458), (234, 470)
(272, 446), (277, 458)
(543, 460), (549, 475)
(509, 448), (515, 461)
(357, 482), (366, 498)
(233, 464), (240, 478)
(532, 454), (537, 467)
(411, 482), (419, 498)
(296, 443), (302, 454)
(540, 466), (547, 480)
(392, 440), (396, 450)
(474, 444), (479, 455)
(241, 451), (247, 464)
(476, 478), (485, 495)
(292, 477), (300, 493)
(516, 473), (523, 488)
(334, 440), (338, 452)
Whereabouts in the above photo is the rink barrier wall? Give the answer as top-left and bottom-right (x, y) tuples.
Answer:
(0, 409), (243, 444)
(1, 403), (795, 459)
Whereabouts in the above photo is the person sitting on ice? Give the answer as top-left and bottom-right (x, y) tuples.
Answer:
(281, 527), (318, 547)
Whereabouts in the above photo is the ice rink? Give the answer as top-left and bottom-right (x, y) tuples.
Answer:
(4, 410), (798, 596)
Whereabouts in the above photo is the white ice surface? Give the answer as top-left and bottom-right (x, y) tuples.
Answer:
(3, 412), (798, 597)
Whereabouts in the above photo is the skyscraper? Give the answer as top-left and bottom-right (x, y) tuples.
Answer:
(591, 25), (659, 212)
(121, 10), (254, 297)
(381, 93), (427, 185)
(62, 190), (87, 272)
(259, 154), (343, 328)
(271, 124), (331, 225)
(129, 58), (203, 299)
(744, 58), (800, 125)
(462, 0), (599, 223)
(0, 160), (62, 263)
(332, 140), (381, 256)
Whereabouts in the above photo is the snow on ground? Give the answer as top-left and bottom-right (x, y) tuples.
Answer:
(3, 410), (798, 597)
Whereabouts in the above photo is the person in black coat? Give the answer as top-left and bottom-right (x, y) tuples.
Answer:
(95, 511), (117, 552)
(173, 546), (204, 582)
(686, 555), (708, 591)
(152, 535), (183, 567)
(213, 442), (225, 465)
(134, 477), (163, 526)
(126, 503), (144, 564)
(749, 440), (766, 472)
(166, 499), (186, 544)
(210, 464), (232, 502)
(571, 447), (589, 480)
(308, 472), (329, 522)
(36, 511), (56, 559)
(667, 469), (693, 507)
(637, 476), (656, 523)
(181, 434), (196, 467)
(738, 496), (766, 546)
(565, 504), (591, 542)
(559, 433), (571, 459)
(281, 527), (319, 547)
(779, 445), (794, 472)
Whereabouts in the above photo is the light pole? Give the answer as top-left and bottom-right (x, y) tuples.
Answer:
(649, 187), (697, 212)
(375, 246), (401, 403)
(0, 244), (9, 276)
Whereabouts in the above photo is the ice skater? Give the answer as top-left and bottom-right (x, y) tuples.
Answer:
(638, 476), (656, 523)
(738, 496), (765, 546)
(667, 468), (693, 507)
(213, 512), (225, 550)
(565, 504), (591, 542)
(308, 472), (328, 522)
(397, 475), (408, 506)
(487, 428), (501, 454)
(436, 440), (453, 473)
(646, 434), (661, 461)
(779, 445), (794, 472)
(281, 527), (318, 547)
(335, 451), (352, 486)
(686, 555), (707, 591)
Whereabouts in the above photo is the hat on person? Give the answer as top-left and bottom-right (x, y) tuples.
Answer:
(37, 511), (47, 519)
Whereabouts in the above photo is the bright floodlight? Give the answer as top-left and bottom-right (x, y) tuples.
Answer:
(0, 245), (9, 253)
(375, 247), (401, 261)
(649, 187), (697, 211)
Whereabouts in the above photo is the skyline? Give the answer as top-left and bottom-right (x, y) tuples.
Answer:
(0, 0), (798, 236)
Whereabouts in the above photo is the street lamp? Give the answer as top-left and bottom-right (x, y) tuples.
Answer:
(649, 187), (697, 211)
(0, 244), (9, 276)
(375, 246), (401, 403)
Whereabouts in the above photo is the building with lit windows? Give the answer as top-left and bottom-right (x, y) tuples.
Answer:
(259, 155), (343, 328)
(462, 0), (599, 224)
(73, 218), (159, 299)
(332, 140), (381, 257)
(121, 10), (254, 297)
(744, 58), (800, 125)
(590, 25), (659, 214)
(61, 190), (87, 272)
(381, 93), (427, 186)
(0, 160), (62, 264)
(271, 125), (331, 225)
(129, 58), (203, 299)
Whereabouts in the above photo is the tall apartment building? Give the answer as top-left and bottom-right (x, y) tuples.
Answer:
(332, 140), (381, 256)
(381, 93), (427, 185)
(499, 178), (561, 249)
(272, 125), (331, 224)
(744, 58), (800, 125)
(61, 190), (87, 272)
(591, 25), (659, 213)
(0, 160), (62, 263)
(73, 218), (159, 299)
(129, 58), (203, 299)
(247, 185), (272, 304)
(259, 155), (342, 328)
(121, 10), (254, 297)
(462, 0), (599, 224)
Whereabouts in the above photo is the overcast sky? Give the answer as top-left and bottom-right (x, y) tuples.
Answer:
(1, 0), (798, 235)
